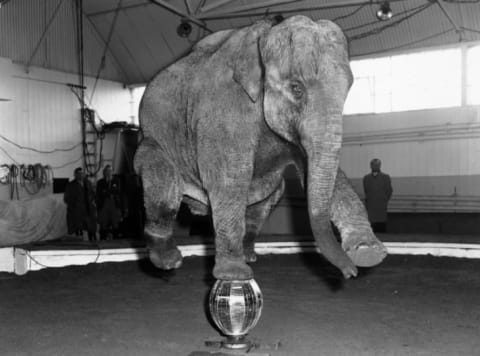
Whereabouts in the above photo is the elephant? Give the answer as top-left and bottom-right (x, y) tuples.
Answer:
(134, 15), (387, 281)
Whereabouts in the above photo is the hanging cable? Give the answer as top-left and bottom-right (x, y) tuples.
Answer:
(333, 2), (367, 22)
(89, 0), (123, 105)
(349, 2), (433, 41)
(73, 0), (104, 177)
(6, 164), (20, 200)
(353, 28), (456, 57)
(26, 0), (66, 69)
(0, 133), (81, 153)
(0, 146), (20, 165)
(51, 156), (83, 170)
(344, 3), (429, 33)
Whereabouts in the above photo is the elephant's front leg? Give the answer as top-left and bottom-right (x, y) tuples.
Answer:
(210, 195), (253, 280)
(244, 180), (285, 263)
(330, 169), (387, 267)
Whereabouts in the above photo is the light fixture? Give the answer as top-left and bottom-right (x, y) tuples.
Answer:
(176, 19), (192, 38)
(273, 14), (284, 25)
(376, 1), (393, 21)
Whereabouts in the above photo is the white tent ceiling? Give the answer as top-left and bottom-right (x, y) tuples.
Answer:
(1, 0), (479, 85)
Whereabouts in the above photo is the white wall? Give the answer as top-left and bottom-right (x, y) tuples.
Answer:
(340, 106), (480, 212)
(0, 56), (138, 181)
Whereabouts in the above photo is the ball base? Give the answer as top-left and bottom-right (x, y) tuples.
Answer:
(222, 335), (251, 350)
(192, 338), (270, 355)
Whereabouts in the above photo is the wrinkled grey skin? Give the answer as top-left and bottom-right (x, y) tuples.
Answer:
(134, 16), (387, 281)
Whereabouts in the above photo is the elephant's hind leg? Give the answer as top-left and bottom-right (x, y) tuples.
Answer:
(244, 180), (285, 263)
(135, 139), (183, 270)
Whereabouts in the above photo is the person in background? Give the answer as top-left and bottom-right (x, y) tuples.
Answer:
(63, 167), (97, 241)
(96, 165), (125, 240)
(363, 158), (393, 233)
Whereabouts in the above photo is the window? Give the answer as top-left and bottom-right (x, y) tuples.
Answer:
(131, 86), (146, 125)
(344, 48), (462, 115)
(467, 45), (480, 105)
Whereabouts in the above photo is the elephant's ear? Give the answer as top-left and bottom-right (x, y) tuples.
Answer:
(232, 22), (271, 103)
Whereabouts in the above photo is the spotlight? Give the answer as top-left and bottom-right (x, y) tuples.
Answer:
(177, 19), (192, 38)
(376, 1), (393, 21)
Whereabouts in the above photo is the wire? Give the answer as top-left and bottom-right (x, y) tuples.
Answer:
(25, 244), (102, 269)
(7, 164), (19, 200)
(344, 3), (427, 33)
(0, 133), (81, 153)
(51, 156), (83, 169)
(346, 2), (432, 41)
(332, 2), (367, 22)
(349, 2), (433, 41)
(19, 164), (52, 195)
(0, 146), (20, 165)
(89, 0), (123, 105)
(352, 28), (456, 57)
(0, 164), (54, 198)
(443, 0), (480, 3)
(461, 26), (480, 34)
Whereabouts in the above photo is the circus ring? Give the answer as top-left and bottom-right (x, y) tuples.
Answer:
(1, 233), (480, 356)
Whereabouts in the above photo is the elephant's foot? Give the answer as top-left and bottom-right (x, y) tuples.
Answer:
(337, 256), (358, 279)
(244, 248), (257, 263)
(342, 230), (387, 267)
(149, 245), (183, 270)
(213, 255), (253, 281)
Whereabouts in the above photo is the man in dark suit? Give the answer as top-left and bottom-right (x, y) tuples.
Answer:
(96, 165), (125, 240)
(363, 158), (393, 233)
(63, 167), (97, 241)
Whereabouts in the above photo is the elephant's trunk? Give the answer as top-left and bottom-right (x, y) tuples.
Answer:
(300, 113), (356, 277)
(301, 113), (342, 226)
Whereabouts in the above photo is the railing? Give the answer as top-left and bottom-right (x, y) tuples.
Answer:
(276, 194), (480, 213)
(343, 122), (480, 145)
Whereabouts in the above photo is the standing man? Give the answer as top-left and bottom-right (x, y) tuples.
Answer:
(64, 167), (97, 241)
(363, 158), (393, 233)
(96, 165), (125, 240)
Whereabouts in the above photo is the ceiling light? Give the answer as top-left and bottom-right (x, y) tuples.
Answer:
(273, 14), (284, 25)
(376, 1), (393, 21)
(177, 19), (192, 38)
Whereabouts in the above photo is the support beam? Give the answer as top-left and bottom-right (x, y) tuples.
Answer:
(85, 15), (131, 83)
(150, 0), (212, 33)
(197, 0), (408, 20)
(86, 1), (151, 17)
(200, 0), (241, 13)
(199, 0), (301, 19)
(184, 0), (193, 14)
(26, 0), (66, 69)
(436, 0), (462, 35)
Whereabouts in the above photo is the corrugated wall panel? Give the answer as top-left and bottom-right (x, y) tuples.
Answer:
(82, 13), (128, 83)
(0, 57), (135, 178)
(339, 105), (480, 200)
(0, 0), (126, 83)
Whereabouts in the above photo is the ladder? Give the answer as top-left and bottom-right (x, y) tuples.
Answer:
(81, 108), (102, 180)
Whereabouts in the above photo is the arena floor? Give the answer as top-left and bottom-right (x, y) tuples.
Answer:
(1, 237), (480, 356)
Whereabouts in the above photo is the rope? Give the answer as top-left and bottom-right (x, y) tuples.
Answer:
(0, 164), (54, 199)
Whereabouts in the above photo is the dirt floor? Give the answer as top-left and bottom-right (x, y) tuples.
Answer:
(1, 251), (480, 356)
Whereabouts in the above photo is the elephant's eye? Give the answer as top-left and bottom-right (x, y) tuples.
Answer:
(290, 83), (304, 100)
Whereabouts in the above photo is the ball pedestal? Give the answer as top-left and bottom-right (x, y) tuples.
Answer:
(207, 279), (265, 354)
